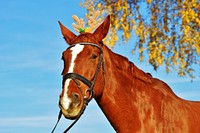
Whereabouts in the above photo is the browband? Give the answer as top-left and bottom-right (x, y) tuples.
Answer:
(67, 42), (103, 53)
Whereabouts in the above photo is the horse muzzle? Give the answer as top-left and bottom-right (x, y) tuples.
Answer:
(59, 93), (82, 120)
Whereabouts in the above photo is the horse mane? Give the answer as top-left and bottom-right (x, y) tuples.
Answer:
(104, 46), (179, 97)
(105, 46), (152, 84)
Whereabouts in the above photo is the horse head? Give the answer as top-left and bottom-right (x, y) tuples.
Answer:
(58, 15), (110, 120)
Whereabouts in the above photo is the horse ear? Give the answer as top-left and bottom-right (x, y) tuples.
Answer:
(93, 15), (110, 41)
(58, 21), (77, 45)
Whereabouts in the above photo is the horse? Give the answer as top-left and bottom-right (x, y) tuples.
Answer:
(57, 15), (200, 132)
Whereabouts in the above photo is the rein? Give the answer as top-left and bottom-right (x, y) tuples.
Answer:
(51, 42), (105, 133)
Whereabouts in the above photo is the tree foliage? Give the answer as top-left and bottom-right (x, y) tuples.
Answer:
(80, 0), (200, 78)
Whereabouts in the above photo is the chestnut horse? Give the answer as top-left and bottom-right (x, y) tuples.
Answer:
(58, 15), (200, 132)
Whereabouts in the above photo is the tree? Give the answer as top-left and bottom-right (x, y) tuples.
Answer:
(80, 0), (200, 78)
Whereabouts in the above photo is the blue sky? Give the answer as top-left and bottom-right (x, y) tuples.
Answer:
(0, 0), (199, 133)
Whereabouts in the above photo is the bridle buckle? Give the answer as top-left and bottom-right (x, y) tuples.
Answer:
(84, 89), (94, 102)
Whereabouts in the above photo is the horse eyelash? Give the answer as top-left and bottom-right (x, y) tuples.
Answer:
(90, 54), (98, 59)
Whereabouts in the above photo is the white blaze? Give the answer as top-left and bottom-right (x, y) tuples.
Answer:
(61, 44), (84, 110)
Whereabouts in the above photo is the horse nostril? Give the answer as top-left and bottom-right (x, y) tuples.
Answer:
(72, 93), (80, 107)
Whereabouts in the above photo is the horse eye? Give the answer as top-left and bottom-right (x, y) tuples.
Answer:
(90, 54), (97, 59)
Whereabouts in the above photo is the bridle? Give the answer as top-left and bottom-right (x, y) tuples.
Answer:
(51, 42), (105, 133)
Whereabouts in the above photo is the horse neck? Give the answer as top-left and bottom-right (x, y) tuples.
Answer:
(95, 45), (177, 132)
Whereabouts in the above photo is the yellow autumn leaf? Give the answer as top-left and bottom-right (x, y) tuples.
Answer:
(81, 0), (200, 78)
